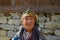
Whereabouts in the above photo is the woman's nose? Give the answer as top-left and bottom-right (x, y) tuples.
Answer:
(27, 20), (31, 23)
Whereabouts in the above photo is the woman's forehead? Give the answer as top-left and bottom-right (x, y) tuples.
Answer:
(24, 16), (34, 18)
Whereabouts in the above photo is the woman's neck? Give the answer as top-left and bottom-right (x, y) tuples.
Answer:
(24, 28), (32, 34)
(27, 29), (32, 34)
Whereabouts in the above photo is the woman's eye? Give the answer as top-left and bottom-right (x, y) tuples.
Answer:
(24, 18), (27, 20)
(24, 17), (34, 21)
(31, 18), (33, 20)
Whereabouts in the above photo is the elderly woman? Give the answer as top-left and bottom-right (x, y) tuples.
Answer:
(12, 11), (46, 40)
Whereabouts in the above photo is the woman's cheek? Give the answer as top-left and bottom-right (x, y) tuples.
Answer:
(23, 20), (27, 25)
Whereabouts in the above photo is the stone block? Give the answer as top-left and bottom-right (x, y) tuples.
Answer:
(51, 15), (60, 22)
(7, 31), (16, 38)
(13, 19), (20, 25)
(42, 29), (53, 34)
(0, 30), (7, 37)
(45, 35), (60, 40)
(0, 17), (7, 23)
(39, 16), (46, 23)
(8, 19), (14, 24)
(14, 25), (20, 31)
(0, 37), (10, 40)
(0, 24), (15, 31)
(45, 22), (58, 30)
(54, 30), (60, 36)
(10, 13), (20, 19)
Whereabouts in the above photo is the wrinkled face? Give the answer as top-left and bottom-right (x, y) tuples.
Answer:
(22, 16), (35, 31)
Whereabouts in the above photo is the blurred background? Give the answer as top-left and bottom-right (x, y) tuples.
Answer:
(0, 0), (60, 40)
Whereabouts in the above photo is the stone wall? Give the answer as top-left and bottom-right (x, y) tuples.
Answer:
(0, 13), (60, 40)
(39, 13), (60, 40)
(0, 13), (21, 40)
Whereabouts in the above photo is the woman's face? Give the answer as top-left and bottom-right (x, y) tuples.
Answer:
(22, 16), (35, 32)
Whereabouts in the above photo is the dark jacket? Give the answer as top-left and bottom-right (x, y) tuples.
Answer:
(12, 26), (46, 40)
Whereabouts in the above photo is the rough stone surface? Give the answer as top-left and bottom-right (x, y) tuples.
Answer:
(45, 22), (58, 30)
(0, 30), (7, 37)
(0, 17), (7, 23)
(45, 35), (60, 40)
(14, 26), (20, 31)
(42, 29), (53, 34)
(0, 37), (10, 40)
(13, 19), (20, 25)
(39, 23), (45, 28)
(10, 13), (20, 19)
(39, 16), (46, 23)
(57, 23), (60, 29)
(8, 19), (14, 24)
(54, 30), (60, 36)
(8, 19), (20, 25)
(51, 15), (60, 22)
(0, 24), (15, 31)
(7, 31), (16, 38)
